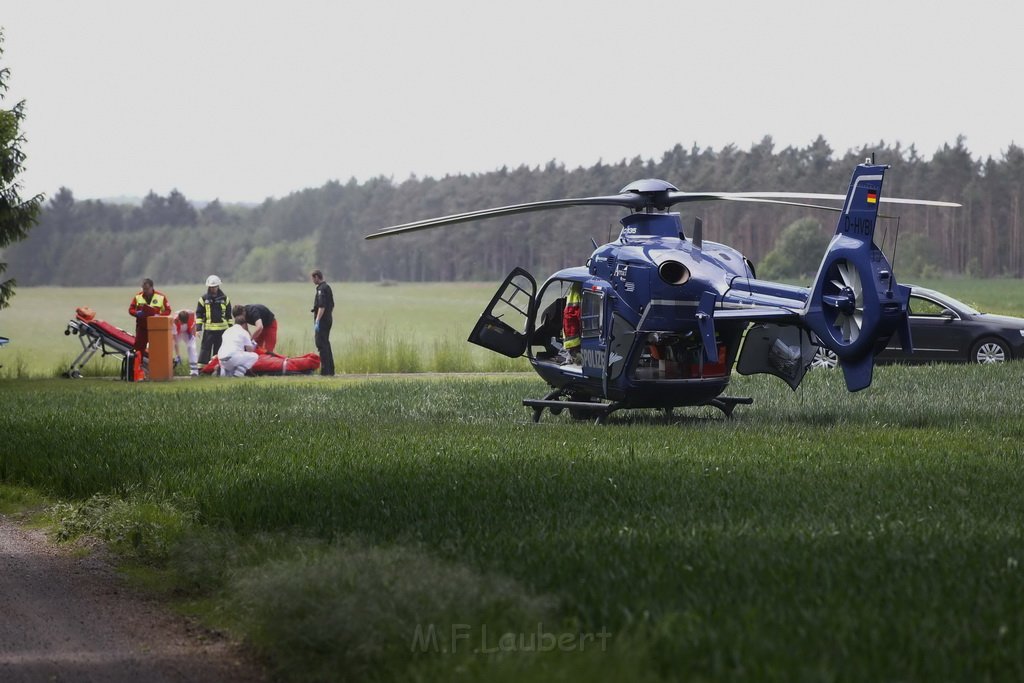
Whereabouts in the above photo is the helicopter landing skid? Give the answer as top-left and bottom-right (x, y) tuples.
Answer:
(523, 390), (753, 424)
(523, 398), (620, 424)
(523, 388), (619, 424)
(708, 396), (754, 418)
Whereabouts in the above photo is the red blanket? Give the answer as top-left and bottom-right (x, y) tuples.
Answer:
(201, 350), (321, 375)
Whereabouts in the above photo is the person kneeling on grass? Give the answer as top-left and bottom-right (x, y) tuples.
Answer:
(216, 314), (258, 377)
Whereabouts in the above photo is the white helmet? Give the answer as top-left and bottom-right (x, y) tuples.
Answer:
(206, 275), (222, 288)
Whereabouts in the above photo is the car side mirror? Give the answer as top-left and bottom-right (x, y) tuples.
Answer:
(941, 308), (956, 320)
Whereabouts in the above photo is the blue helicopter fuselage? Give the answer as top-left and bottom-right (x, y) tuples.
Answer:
(527, 212), (755, 408)
(589, 212), (748, 326)
(372, 161), (950, 420)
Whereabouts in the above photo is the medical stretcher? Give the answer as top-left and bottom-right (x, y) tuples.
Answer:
(64, 308), (146, 379)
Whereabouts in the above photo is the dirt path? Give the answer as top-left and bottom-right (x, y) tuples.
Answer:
(0, 515), (266, 682)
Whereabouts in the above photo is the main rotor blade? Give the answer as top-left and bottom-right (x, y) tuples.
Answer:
(364, 193), (644, 239)
(704, 196), (843, 212)
(365, 187), (961, 240)
(665, 191), (961, 209)
(877, 196), (961, 207)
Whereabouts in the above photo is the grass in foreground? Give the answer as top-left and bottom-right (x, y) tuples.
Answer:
(2, 366), (1024, 681)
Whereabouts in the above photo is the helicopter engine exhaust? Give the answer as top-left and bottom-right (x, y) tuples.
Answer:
(658, 260), (690, 285)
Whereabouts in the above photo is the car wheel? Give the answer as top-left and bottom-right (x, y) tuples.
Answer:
(811, 347), (838, 369)
(971, 337), (1010, 364)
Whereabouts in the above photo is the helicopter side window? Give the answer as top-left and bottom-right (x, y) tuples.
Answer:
(489, 275), (533, 331)
(581, 290), (603, 339)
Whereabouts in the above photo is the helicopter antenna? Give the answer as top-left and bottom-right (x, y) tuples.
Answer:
(692, 216), (703, 250)
(591, 237), (599, 250)
(888, 216), (901, 296)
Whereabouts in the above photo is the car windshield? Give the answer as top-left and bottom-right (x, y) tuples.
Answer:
(946, 295), (981, 315)
(921, 289), (981, 315)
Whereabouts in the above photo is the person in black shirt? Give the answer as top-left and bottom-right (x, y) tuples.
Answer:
(311, 269), (335, 376)
(232, 303), (278, 352)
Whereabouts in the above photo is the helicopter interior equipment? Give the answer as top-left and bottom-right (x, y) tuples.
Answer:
(366, 161), (959, 423)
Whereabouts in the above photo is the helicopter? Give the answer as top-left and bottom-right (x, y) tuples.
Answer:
(366, 160), (960, 423)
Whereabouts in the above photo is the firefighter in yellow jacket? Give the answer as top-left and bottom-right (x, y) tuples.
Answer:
(128, 278), (171, 380)
(196, 274), (232, 365)
(559, 282), (582, 365)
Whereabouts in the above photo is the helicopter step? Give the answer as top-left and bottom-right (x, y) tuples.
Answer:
(523, 397), (618, 424)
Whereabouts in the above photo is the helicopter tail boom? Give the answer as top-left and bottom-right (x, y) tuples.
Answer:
(721, 162), (916, 392)
(802, 162), (912, 391)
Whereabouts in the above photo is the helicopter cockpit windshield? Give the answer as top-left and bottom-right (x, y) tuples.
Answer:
(530, 279), (574, 362)
(527, 277), (606, 363)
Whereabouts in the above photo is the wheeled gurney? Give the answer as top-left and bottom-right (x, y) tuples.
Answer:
(64, 308), (146, 379)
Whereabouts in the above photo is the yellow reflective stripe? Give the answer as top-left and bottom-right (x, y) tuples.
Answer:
(200, 298), (231, 330)
(136, 293), (166, 308)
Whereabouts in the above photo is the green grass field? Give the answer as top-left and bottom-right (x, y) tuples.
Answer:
(0, 281), (526, 377)
(3, 277), (1024, 680)
(2, 277), (1023, 378)
(3, 361), (1024, 681)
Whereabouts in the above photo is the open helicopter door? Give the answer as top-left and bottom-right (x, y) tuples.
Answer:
(468, 267), (537, 358)
(736, 323), (817, 390)
(596, 292), (630, 398)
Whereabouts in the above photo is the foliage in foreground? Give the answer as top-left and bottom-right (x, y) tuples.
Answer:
(3, 367), (1024, 681)
(0, 30), (44, 310)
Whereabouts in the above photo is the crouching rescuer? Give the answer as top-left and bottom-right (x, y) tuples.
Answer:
(217, 311), (259, 377)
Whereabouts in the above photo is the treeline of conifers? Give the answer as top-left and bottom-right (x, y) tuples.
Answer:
(7, 135), (1024, 286)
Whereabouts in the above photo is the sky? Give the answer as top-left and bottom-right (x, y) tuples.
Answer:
(2, 0), (1020, 204)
